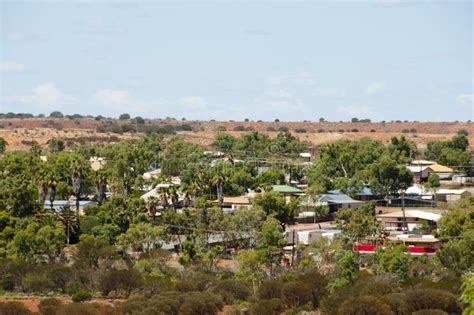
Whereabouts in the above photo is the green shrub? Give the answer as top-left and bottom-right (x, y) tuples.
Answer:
(71, 290), (92, 303)
(0, 302), (32, 315)
(212, 279), (251, 304)
(0, 273), (15, 291)
(337, 295), (392, 315)
(23, 274), (55, 293)
(250, 298), (285, 315)
(39, 298), (63, 315)
(403, 289), (461, 314)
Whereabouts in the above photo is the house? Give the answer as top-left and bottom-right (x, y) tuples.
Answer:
(212, 196), (252, 212)
(435, 189), (471, 203)
(318, 192), (364, 212)
(328, 186), (376, 201)
(353, 235), (441, 256)
(284, 228), (342, 245)
(376, 210), (441, 232)
(44, 200), (97, 214)
(407, 160), (454, 181)
(272, 185), (303, 202)
(426, 163), (454, 179)
(143, 169), (161, 180)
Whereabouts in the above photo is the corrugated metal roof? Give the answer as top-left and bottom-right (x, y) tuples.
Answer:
(377, 210), (442, 222)
(272, 185), (303, 193)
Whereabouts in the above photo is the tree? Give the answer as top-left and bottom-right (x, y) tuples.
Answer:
(119, 113), (131, 120)
(255, 169), (285, 187)
(257, 217), (286, 276)
(252, 191), (293, 225)
(366, 154), (413, 197)
(73, 234), (116, 269)
(336, 203), (384, 243)
(99, 269), (143, 298)
(47, 138), (65, 153)
(236, 250), (266, 294)
(49, 111), (64, 118)
(460, 273), (474, 315)
(0, 137), (7, 154)
(371, 242), (411, 279)
(117, 223), (164, 254)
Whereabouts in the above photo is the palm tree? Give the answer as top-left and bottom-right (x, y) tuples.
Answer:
(48, 178), (57, 210)
(158, 186), (169, 210)
(170, 186), (180, 211)
(57, 205), (77, 246)
(212, 175), (225, 210)
(72, 170), (83, 211)
(38, 176), (47, 208)
(147, 196), (158, 225)
(95, 173), (107, 204)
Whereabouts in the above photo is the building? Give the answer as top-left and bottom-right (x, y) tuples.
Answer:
(353, 235), (441, 256)
(318, 192), (364, 212)
(435, 189), (471, 203)
(376, 210), (441, 232)
(407, 160), (454, 181)
(212, 196), (252, 212)
(272, 185), (303, 202)
(44, 200), (97, 214)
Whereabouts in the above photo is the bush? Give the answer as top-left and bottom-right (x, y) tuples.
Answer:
(0, 301), (32, 315)
(403, 289), (461, 314)
(179, 292), (224, 315)
(281, 281), (312, 308)
(23, 274), (55, 293)
(49, 111), (64, 118)
(216, 126), (227, 131)
(119, 113), (130, 120)
(351, 128), (359, 132)
(71, 290), (92, 302)
(402, 129), (410, 133)
(250, 298), (285, 315)
(57, 303), (114, 315)
(412, 310), (448, 315)
(294, 128), (307, 133)
(233, 126), (245, 131)
(278, 126), (289, 132)
(245, 126), (255, 131)
(458, 129), (469, 136)
(38, 298), (63, 315)
(257, 280), (283, 300)
(99, 269), (143, 298)
(0, 273), (15, 291)
(337, 295), (392, 315)
(266, 127), (276, 132)
(212, 279), (251, 304)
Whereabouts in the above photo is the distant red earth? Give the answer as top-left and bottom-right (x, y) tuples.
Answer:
(0, 118), (472, 151)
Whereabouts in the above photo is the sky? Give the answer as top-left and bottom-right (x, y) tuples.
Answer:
(0, 0), (472, 122)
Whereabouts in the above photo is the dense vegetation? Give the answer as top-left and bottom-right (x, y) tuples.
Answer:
(0, 130), (472, 314)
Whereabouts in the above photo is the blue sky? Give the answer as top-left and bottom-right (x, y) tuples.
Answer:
(1, 0), (472, 121)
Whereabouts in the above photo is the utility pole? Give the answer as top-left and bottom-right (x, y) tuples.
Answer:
(291, 229), (295, 267)
(401, 189), (407, 233)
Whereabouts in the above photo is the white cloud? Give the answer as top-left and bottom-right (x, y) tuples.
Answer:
(316, 87), (346, 97)
(337, 105), (376, 118)
(457, 94), (474, 106)
(264, 90), (292, 98)
(94, 89), (132, 106)
(78, 16), (124, 34)
(0, 60), (24, 72)
(6, 83), (77, 105)
(365, 82), (386, 95)
(177, 96), (207, 108)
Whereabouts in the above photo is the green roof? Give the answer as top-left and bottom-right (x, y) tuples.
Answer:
(272, 185), (303, 194)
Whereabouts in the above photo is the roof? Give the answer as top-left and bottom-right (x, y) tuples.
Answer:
(411, 160), (436, 165)
(319, 193), (363, 204)
(272, 185), (303, 194)
(405, 184), (433, 196)
(407, 165), (430, 173)
(436, 189), (469, 195)
(377, 210), (442, 222)
(213, 196), (251, 205)
(427, 163), (453, 173)
(299, 152), (312, 158)
(44, 200), (97, 210)
(328, 187), (373, 196)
